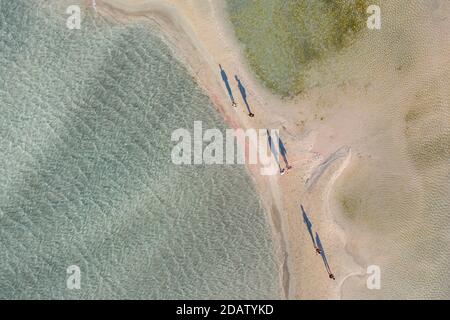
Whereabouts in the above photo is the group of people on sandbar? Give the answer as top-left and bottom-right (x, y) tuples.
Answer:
(301, 205), (336, 280)
(220, 64), (295, 176)
(219, 64), (255, 117)
(219, 64), (336, 281)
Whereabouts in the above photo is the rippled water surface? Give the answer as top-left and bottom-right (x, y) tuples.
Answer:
(0, 0), (281, 299)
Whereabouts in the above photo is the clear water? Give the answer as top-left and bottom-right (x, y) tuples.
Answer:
(0, 0), (281, 299)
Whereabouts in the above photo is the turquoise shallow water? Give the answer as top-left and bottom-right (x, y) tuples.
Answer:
(0, 1), (280, 299)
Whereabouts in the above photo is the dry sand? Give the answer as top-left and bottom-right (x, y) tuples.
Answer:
(90, 0), (450, 299)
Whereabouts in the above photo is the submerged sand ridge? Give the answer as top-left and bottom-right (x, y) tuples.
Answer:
(97, 0), (450, 299)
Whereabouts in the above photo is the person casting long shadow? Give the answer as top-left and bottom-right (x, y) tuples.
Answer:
(315, 232), (335, 280)
(219, 64), (237, 108)
(301, 205), (319, 253)
(267, 129), (285, 175)
(235, 75), (254, 117)
(276, 131), (292, 170)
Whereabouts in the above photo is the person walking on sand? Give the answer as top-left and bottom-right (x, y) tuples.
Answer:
(219, 64), (237, 108)
(301, 205), (321, 253)
(235, 75), (254, 117)
(276, 132), (292, 171)
(315, 232), (336, 280)
(267, 130), (285, 175)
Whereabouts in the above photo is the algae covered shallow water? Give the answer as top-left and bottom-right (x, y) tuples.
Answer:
(226, 0), (367, 96)
(0, 0), (281, 299)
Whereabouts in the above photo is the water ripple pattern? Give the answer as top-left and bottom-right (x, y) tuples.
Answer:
(0, 1), (280, 299)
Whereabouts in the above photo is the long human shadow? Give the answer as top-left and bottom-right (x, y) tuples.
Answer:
(315, 232), (335, 279)
(266, 130), (283, 174)
(235, 75), (254, 117)
(219, 64), (236, 107)
(275, 131), (292, 170)
(301, 205), (317, 251)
